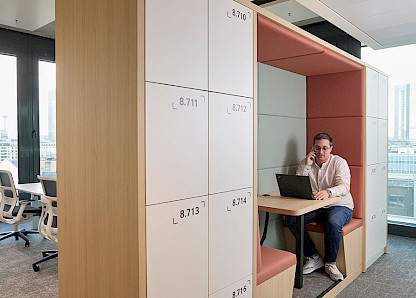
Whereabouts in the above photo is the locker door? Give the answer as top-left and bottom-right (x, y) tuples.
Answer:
(365, 209), (378, 264)
(378, 119), (388, 164)
(366, 164), (378, 213)
(377, 163), (388, 210)
(377, 206), (388, 252)
(378, 74), (388, 119)
(209, 275), (252, 298)
(146, 82), (208, 205)
(146, 0), (208, 90)
(146, 197), (208, 298)
(209, 189), (253, 294)
(209, 93), (253, 194)
(209, 0), (253, 97)
(366, 117), (378, 165)
(366, 67), (379, 118)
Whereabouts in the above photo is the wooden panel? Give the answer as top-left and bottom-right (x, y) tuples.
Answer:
(209, 189), (253, 294)
(56, 0), (140, 297)
(343, 226), (363, 274)
(209, 0), (253, 97)
(145, 0), (208, 90)
(209, 93), (253, 194)
(146, 83), (208, 205)
(210, 275), (253, 298)
(254, 265), (295, 298)
(146, 197), (208, 298)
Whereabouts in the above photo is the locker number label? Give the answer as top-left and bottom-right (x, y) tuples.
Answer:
(173, 201), (205, 225)
(227, 102), (251, 115)
(227, 8), (250, 21)
(172, 95), (205, 110)
(233, 196), (247, 206)
(232, 285), (247, 297)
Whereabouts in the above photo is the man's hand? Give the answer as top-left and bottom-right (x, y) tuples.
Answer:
(305, 148), (316, 166)
(314, 190), (330, 200)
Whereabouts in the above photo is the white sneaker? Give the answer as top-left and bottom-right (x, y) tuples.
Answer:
(325, 263), (344, 281)
(303, 254), (324, 274)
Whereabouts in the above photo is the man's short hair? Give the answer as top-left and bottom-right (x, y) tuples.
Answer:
(313, 133), (333, 146)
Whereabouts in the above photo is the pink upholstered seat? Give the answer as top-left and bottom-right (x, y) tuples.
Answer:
(305, 218), (362, 236)
(257, 221), (296, 285)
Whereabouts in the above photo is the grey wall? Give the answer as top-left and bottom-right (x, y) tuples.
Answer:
(257, 62), (306, 249)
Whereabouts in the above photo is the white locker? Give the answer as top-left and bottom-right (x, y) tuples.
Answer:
(366, 67), (379, 118)
(378, 163), (388, 211)
(209, 189), (253, 294)
(378, 73), (388, 119)
(365, 209), (378, 266)
(209, 275), (252, 298)
(146, 83), (208, 205)
(145, 0), (208, 90)
(378, 205), (388, 251)
(366, 164), (378, 213)
(366, 117), (378, 165)
(378, 119), (388, 164)
(209, 0), (253, 97)
(146, 197), (208, 298)
(209, 93), (253, 194)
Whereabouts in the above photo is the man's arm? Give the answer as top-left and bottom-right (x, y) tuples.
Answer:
(327, 158), (351, 197)
(296, 159), (311, 176)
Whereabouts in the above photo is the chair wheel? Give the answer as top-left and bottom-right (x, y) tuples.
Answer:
(25, 241), (30, 247)
(33, 264), (40, 272)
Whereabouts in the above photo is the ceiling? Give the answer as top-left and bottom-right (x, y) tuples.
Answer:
(259, 0), (416, 50)
(0, 0), (55, 39)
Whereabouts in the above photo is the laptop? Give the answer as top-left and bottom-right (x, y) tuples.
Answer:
(275, 174), (315, 200)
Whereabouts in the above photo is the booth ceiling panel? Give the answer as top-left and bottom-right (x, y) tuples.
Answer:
(257, 15), (324, 62)
(263, 49), (362, 77)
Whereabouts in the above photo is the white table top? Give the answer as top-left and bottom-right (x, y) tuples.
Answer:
(15, 183), (43, 197)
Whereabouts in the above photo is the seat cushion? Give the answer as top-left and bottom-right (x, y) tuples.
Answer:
(306, 218), (363, 236)
(257, 246), (296, 285)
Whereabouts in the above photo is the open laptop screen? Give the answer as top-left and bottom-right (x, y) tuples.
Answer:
(275, 174), (315, 200)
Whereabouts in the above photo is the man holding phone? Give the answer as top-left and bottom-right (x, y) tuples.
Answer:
(285, 132), (354, 281)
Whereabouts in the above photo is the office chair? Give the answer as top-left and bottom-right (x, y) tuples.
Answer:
(33, 176), (58, 272)
(0, 170), (41, 247)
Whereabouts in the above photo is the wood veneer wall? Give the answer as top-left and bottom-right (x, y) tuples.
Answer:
(56, 0), (145, 297)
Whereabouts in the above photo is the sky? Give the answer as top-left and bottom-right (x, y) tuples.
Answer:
(361, 44), (416, 136)
(0, 54), (55, 139)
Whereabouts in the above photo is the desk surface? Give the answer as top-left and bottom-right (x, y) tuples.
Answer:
(258, 191), (341, 216)
(15, 183), (43, 197)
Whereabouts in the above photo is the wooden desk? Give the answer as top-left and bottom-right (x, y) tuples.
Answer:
(258, 191), (341, 289)
(15, 183), (43, 197)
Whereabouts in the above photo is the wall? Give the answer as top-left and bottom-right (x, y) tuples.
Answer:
(257, 62), (306, 249)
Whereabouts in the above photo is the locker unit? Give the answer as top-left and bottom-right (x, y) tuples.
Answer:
(209, 0), (254, 97)
(209, 93), (254, 194)
(146, 83), (208, 205)
(145, 0), (208, 90)
(145, 0), (254, 297)
(365, 66), (388, 268)
(146, 196), (209, 298)
(209, 189), (253, 294)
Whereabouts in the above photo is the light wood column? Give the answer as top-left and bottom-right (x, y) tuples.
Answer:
(56, 0), (145, 297)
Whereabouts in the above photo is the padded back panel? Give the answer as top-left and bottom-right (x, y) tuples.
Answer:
(350, 166), (363, 219)
(307, 117), (364, 167)
(257, 16), (324, 62)
(42, 179), (57, 198)
(307, 70), (365, 118)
